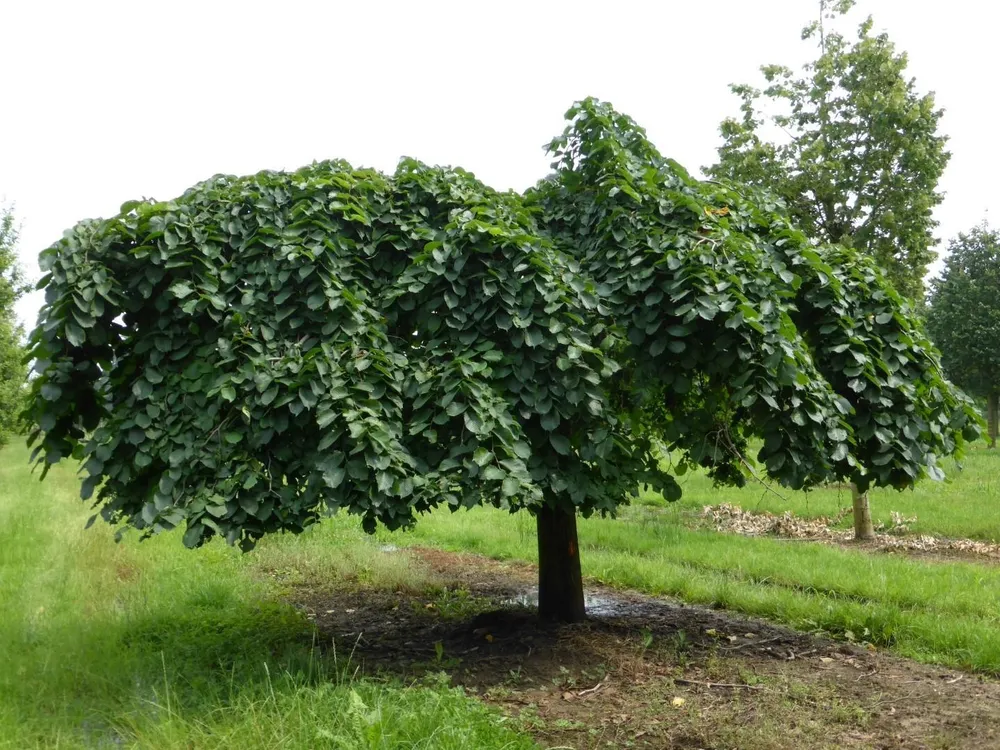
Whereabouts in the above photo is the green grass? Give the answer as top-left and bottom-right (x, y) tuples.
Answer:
(635, 443), (1000, 540)
(0, 443), (536, 750)
(5, 434), (1000, 746)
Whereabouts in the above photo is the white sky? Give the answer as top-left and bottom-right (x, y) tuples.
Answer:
(2, 1), (995, 330)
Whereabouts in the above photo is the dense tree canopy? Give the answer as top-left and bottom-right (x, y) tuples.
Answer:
(26, 99), (978, 620)
(0, 206), (29, 445)
(925, 225), (1000, 447)
(707, 1), (949, 300)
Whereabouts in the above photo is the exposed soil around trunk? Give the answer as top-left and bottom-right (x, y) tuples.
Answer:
(282, 545), (1000, 749)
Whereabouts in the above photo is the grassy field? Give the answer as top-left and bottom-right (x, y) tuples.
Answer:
(0, 443), (536, 749)
(4, 438), (1000, 747)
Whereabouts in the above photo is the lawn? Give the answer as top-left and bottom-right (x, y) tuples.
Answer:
(4, 437), (1000, 747)
(0, 443), (536, 749)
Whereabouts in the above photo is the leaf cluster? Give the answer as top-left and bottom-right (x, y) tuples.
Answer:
(533, 100), (977, 492)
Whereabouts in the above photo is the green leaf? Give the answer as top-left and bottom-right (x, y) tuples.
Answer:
(321, 464), (346, 489)
(482, 466), (505, 481)
(40, 383), (62, 401)
(317, 408), (338, 429)
(132, 379), (153, 400)
(65, 322), (85, 347)
(170, 281), (195, 299)
(464, 413), (483, 433)
(512, 441), (531, 460)
(549, 434), (571, 455)
(183, 524), (205, 548)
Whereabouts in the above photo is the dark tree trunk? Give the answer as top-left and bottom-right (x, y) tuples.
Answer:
(851, 483), (875, 541)
(536, 504), (586, 623)
(988, 391), (998, 450)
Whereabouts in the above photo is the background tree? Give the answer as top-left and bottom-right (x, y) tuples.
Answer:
(707, 0), (951, 539)
(25, 100), (978, 623)
(0, 206), (29, 445)
(925, 225), (1000, 448)
(706, 0), (949, 302)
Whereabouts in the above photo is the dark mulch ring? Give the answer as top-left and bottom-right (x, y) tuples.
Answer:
(285, 547), (1000, 749)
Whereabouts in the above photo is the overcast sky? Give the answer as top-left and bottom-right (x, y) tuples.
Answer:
(2, 1), (995, 330)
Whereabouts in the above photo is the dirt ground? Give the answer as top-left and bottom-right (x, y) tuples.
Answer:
(283, 546), (1000, 750)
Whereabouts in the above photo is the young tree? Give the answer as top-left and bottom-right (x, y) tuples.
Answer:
(925, 225), (1000, 448)
(0, 206), (28, 445)
(707, 1), (951, 539)
(25, 100), (978, 623)
(706, 0), (949, 302)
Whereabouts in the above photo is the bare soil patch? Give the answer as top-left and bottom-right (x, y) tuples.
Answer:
(280, 545), (1000, 749)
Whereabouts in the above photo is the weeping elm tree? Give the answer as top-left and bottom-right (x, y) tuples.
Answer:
(26, 100), (978, 622)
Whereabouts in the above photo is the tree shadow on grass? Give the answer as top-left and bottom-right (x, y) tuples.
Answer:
(101, 593), (536, 749)
(122, 599), (315, 674)
(6, 585), (341, 747)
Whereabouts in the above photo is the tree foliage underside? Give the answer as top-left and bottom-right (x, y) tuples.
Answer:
(26, 100), (978, 549)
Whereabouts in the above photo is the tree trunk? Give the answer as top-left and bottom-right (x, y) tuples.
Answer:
(536, 504), (586, 623)
(988, 391), (998, 449)
(851, 483), (875, 541)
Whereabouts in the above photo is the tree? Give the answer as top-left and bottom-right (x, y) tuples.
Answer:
(0, 206), (28, 445)
(707, 1), (951, 539)
(706, 0), (949, 302)
(925, 225), (1000, 448)
(25, 100), (978, 623)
